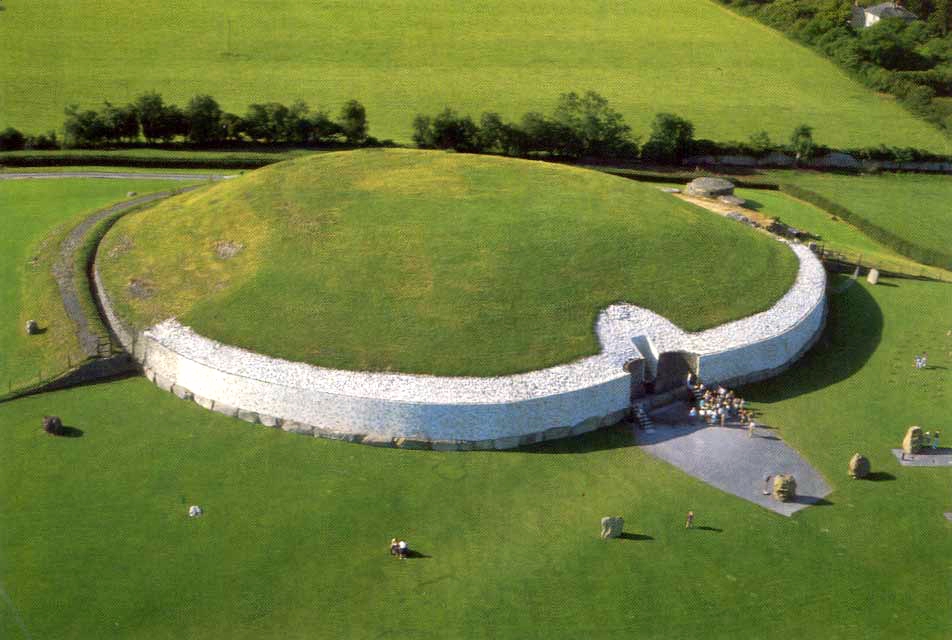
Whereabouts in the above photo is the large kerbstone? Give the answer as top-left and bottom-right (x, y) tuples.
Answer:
(153, 373), (174, 392)
(193, 394), (215, 410)
(258, 414), (281, 428)
(570, 416), (602, 436)
(362, 434), (394, 447)
(237, 409), (259, 424)
(282, 421), (315, 436)
(493, 436), (521, 450)
(686, 177), (735, 198)
(212, 402), (238, 418)
(394, 437), (431, 450)
(171, 384), (193, 401)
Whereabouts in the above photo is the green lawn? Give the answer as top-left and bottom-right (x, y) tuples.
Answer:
(765, 171), (952, 261)
(0, 0), (946, 151)
(0, 179), (198, 391)
(1, 276), (949, 639)
(98, 149), (798, 376)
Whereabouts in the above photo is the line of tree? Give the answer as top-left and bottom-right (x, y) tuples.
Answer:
(410, 91), (830, 165)
(717, 0), (952, 133)
(0, 93), (376, 150)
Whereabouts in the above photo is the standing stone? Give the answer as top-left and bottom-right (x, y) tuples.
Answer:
(42, 415), (64, 436)
(772, 474), (797, 502)
(600, 516), (624, 539)
(848, 453), (870, 479)
(866, 268), (880, 285)
(25, 320), (39, 335)
(902, 426), (923, 455)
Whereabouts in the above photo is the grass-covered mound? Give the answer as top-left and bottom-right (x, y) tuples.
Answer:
(98, 149), (798, 375)
(0, 0), (945, 150)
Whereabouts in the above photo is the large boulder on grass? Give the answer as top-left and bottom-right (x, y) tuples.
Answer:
(686, 177), (735, 198)
(42, 415), (64, 436)
(600, 516), (624, 539)
(772, 474), (797, 502)
(848, 453), (870, 479)
(902, 426), (923, 455)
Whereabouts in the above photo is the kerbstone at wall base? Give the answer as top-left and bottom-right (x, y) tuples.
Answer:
(213, 402), (238, 418)
(431, 440), (462, 452)
(570, 416), (602, 436)
(237, 409), (259, 424)
(193, 394), (215, 410)
(282, 421), (314, 436)
(602, 409), (629, 426)
(494, 436), (522, 450)
(171, 384), (193, 401)
(544, 426), (572, 441)
(362, 434), (394, 448)
(395, 437), (431, 450)
(153, 373), (174, 392)
(258, 414), (281, 428)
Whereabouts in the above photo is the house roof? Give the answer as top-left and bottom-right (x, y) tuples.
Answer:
(865, 2), (918, 19)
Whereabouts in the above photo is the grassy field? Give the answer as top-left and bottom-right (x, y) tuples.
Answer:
(0, 178), (199, 391)
(0, 0), (947, 151)
(98, 149), (798, 376)
(765, 171), (952, 263)
(735, 188), (951, 280)
(2, 275), (950, 639)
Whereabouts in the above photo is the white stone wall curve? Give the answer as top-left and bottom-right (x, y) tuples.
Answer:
(94, 241), (826, 446)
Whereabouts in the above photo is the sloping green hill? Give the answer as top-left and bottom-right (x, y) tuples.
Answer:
(0, 0), (946, 150)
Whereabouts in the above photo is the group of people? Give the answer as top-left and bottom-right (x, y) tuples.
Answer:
(389, 538), (410, 559)
(923, 430), (942, 450)
(686, 375), (751, 428)
(914, 352), (929, 369)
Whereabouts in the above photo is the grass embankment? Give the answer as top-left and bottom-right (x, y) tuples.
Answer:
(1, 276), (949, 639)
(0, 0), (946, 150)
(0, 179), (198, 393)
(764, 171), (952, 270)
(735, 188), (951, 281)
(98, 149), (798, 376)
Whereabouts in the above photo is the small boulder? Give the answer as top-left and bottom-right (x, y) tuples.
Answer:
(25, 319), (39, 335)
(188, 505), (203, 518)
(902, 426), (923, 455)
(866, 268), (880, 285)
(127, 191), (137, 197)
(600, 516), (624, 539)
(848, 453), (870, 479)
(772, 474), (797, 502)
(42, 415), (64, 436)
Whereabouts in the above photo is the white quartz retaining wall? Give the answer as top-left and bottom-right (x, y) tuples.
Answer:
(93, 242), (825, 449)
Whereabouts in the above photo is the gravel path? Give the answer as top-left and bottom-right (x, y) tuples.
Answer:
(53, 187), (205, 357)
(637, 404), (832, 516)
(0, 171), (234, 181)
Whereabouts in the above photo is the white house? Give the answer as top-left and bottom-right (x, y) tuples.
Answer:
(851, 2), (919, 29)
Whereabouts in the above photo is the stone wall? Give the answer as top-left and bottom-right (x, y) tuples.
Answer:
(93, 242), (826, 448)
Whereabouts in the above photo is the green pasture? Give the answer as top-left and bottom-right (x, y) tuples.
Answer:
(0, 0), (946, 151)
(2, 276), (950, 639)
(766, 171), (952, 261)
(0, 178), (198, 391)
(98, 149), (798, 376)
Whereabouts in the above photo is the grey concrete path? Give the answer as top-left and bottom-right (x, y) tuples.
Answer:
(0, 171), (234, 181)
(890, 448), (952, 467)
(637, 405), (832, 516)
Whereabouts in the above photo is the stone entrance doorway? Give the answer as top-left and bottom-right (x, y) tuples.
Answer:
(654, 351), (696, 394)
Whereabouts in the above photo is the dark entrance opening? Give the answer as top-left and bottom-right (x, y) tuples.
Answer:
(654, 351), (697, 394)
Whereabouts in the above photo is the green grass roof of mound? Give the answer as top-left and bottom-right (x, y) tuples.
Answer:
(98, 149), (798, 376)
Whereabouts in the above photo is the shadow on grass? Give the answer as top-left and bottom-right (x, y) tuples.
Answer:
(743, 198), (764, 211)
(518, 422), (639, 454)
(793, 496), (833, 507)
(742, 280), (883, 403)
(48, 425), (84, 438)
(694, 526), (723, 533)
(404, 550), (430, 559)
(865, 472), (896, 481)
(617, 532), (654, 541)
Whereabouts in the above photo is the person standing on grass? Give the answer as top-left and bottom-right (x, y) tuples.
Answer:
(748, 420), (756, 438)
(685, 511), (694, 529)
(933, 431), (941, 450)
